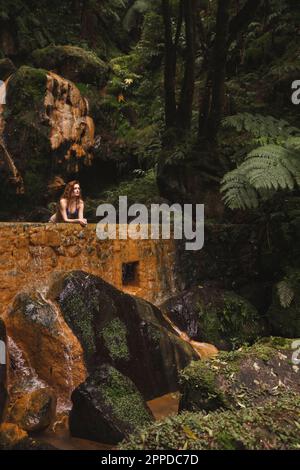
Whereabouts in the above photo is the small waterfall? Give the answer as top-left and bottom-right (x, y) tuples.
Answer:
(163, 313), (218, 359)
(8, 336), (46, 397)
(37, 288), (77, 411)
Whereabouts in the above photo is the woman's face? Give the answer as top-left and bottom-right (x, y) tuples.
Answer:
(72, 184), (80, 197)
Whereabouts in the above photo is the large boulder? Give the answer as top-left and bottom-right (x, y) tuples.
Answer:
(0, 65), (95, 205)
(7, 290), (86, 400)
(8, 388), (56, 433)
(161, 284), (263, 350)
(120, 392), (300, 450)
(267, 269), (300, 337)
(179, 337), (300, 413)
(49, 271), (198, 400)
(32, 45), (110, 87)
(0, 318), (8, 423)
(70, 364), (154, 444)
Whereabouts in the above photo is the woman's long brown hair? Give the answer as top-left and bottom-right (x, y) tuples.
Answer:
(61, 180), (82, 202)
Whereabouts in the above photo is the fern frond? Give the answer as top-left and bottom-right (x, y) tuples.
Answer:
(277, 281), (294, 308)
(220, 169), (260, 210)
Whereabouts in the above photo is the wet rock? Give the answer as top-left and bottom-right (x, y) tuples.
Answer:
(120, 392), (300, 450)
(32, 45), (110, 87)
(0, 422), (57, 450)
(7, 291), (86, 400)
(267, 269), (300, 337)
(1, 65), (95, 203)
(0, 422), (27, 449)
(49, 270), (198, 400)
(179, 337), (300, 413)
(70, 364), (154, 444)
(0, 318), (8, 423)
(8, 388), (56, 433)
(161, 284), (263, 350)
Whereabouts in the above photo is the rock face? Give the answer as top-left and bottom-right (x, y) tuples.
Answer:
(32, 45), (110, 87)
(70, 364), (154, 444)
(267, 270), (300, 337)
(179, 337), (300, 413)
(0, 422), (56, 450)
(8, 388), (56, 433)
(161, 284), (262, 350)
(0, 65), (95, 203)
(120, 392), (300, 450)
(0, 318), (8, 422)
(7, 290), (87, 402)
(50, 271), (198, 400)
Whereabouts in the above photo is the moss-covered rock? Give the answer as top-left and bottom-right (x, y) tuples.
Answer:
(49, 270), (198, 400)
(1, 65), (95, 208)
(69, 364), (154, 444)
(267, 269), (300, 337)
(179, 337), (300, 413)
(0, 318), (8, 423)
(32, 45), (110, 87)
(162, 284), (263, 350)
(8, 388), (56, 433)
(120, 392), (300, 450)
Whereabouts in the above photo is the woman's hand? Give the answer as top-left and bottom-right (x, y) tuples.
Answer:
(79, 218), (87, 227)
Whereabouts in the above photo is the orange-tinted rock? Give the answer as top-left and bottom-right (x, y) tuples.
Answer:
(6, 290), (87, 403)
(0, 422), (27, 449)
(8, 388), (56, 433)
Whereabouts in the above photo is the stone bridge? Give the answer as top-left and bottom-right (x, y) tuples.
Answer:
(0, 223), (180, 317)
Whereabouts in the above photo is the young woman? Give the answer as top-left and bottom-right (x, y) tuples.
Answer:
(49, 180), (87, 227)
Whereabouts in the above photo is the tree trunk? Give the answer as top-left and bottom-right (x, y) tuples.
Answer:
(205, 0), (231, 141)
(177, 0), (197, 131)
(161, 0), (178, 128)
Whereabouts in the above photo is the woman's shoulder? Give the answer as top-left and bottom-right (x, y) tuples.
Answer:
(59, 198), (68, 206)
(78, 199), (84, 206)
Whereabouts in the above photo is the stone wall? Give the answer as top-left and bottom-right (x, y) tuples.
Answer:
(0, 223), (179, 318)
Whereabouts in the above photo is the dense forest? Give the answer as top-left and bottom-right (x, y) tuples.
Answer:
(0, 0), (300, 453)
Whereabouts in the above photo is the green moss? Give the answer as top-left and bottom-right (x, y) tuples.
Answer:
(7, 66), (47, 115)
(196, 291), (261, 350)
(120, 392), (300, 450)
(179, 337), (297, 413)
(99, 366), (152, 429)
(32, 45), (109, 86)
(101, 318), (130, 361)
(61, 292), (96, 359)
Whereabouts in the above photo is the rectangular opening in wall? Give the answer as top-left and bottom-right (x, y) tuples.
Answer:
(122, 261), (140, 286)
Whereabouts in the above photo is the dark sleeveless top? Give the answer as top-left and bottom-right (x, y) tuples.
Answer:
(66, 203), (79, 219)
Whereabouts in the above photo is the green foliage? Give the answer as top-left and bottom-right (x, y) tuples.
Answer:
(221, 114), (300, 210)
(276, 281), (294, 309)
(120, 392), (300, 450)
(101, 318), (130, 361)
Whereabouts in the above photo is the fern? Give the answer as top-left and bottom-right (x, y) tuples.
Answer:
(223, 113), (298, 140)
(221, 114), (300, 210)
(277, 281), (294, 309)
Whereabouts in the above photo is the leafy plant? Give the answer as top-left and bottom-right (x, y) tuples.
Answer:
(220, 114), (300, 210)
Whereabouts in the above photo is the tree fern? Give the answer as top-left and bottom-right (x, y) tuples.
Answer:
(221, 114), (300, 210)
